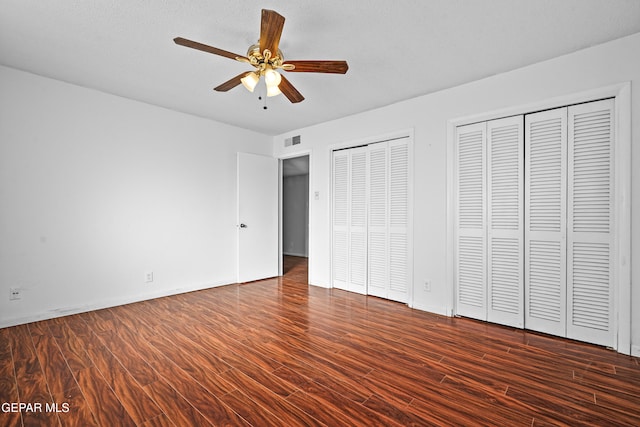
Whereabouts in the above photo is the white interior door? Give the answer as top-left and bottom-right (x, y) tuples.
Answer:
(566, 99), (615, 347)
(452, 97), (621, 350)
(387, 139), (410, 303)
(237, 152), (278, 283)
(367, 143), (388, 299)
(332, 138), (411, 300)
(332, 147), (368, 295)
(455, 122), (487, 321)
(348, 147), (369, 295)
(525, 107), (568, 337)
(487, 116), (524, 327)
(367, 138), (410, 303)
(332, 151), (350, 290)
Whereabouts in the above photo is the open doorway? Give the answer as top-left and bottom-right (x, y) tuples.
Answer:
(281, 155), (309, 279)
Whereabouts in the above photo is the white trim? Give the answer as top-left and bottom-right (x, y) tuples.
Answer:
(446, 122), (457, 317)
(278, 159), (283, 276)
(278, 149), (312, 160)
(236, 153), (241, 283)
(406, 132), (415, 308)
(613, 84), (631, 355)
(447, 83), (629, 128)
(0, 279), (236, 329)
(328, 128), (415, 153)
(446, 83), (631, 354)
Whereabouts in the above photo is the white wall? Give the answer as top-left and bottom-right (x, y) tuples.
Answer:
(273, 33), (640, 353)
(283, 173), (309, 257)
(0, 65), (271, 327)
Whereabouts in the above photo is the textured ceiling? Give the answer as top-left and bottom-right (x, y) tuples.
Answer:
(2, 1), (640, 135)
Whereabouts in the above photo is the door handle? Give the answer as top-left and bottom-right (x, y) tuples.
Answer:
(239, 223), (247, 228)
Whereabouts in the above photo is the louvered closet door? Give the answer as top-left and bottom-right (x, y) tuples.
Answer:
(333, 139), (411, 301)
(566, 99), (614, 347)
(332, 151), (349, 290)
(525, 108), (568, 337)
(332, 147), (368, 295)
(487, 116), (524, 327)
(455, 122), (487, 321)
(348, 147), (369, 295)
(367, 142), (389, 299)
(367, 139), (410, 303)
(387, 139), (410, 302)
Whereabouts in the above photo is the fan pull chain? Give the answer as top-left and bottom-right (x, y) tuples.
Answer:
(258, 87), (268, 110)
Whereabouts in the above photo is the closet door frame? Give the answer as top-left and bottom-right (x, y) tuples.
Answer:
(330, 129), (414, 307)
(446, 83), (631, 355)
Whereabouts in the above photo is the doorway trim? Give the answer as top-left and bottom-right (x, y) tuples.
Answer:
(446, 82), (631, 354)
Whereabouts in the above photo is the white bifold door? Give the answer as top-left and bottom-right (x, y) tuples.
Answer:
(455, 116), (524, 328)
(526, 99), (615, 347)
(332, 138), (411, 303)
(455, 98), (615, 347)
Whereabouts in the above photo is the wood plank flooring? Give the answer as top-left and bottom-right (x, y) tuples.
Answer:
(1, 255), (639, 426)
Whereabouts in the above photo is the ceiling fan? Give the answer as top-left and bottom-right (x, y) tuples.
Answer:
(174, 9), (348, 103)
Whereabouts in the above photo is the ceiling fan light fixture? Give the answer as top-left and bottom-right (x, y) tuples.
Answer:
(264, 67), (282, 87)
(266, 83), (282, 97)
(264, 66), (282, 97)
(174, 9), (347, 104)
(240, 71), (259, 92)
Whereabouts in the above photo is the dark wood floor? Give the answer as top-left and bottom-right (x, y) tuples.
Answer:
(1, 256), (639, 426)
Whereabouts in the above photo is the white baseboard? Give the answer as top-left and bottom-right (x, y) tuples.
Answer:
(632, 345), (640, 358)
(309, 281), (331, 289)
(0, 279), (235, 328)
(410, 301), (451, 317)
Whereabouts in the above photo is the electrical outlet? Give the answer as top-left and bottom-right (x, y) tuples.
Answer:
(10, 288), (21, 300)
(424, 280), (431, 292)
(145, 272), (154, 283)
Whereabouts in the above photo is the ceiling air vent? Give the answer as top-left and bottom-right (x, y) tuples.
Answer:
(284, 135), (302, 147)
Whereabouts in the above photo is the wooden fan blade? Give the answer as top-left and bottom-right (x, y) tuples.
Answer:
(283, 60), (349, 74)
(260, 9), (285, 55)
(279, 74), (304, 103)
(174, 37), (247, 61)
(214, 72), (252, 92)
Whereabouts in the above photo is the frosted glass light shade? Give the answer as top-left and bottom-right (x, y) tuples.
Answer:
(266, 84), (282, 97)
(240, 72), (259, 92)
(264, 68), (282, 87)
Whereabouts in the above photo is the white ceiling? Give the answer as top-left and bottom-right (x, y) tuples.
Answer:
(2, 1), (640, 135)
